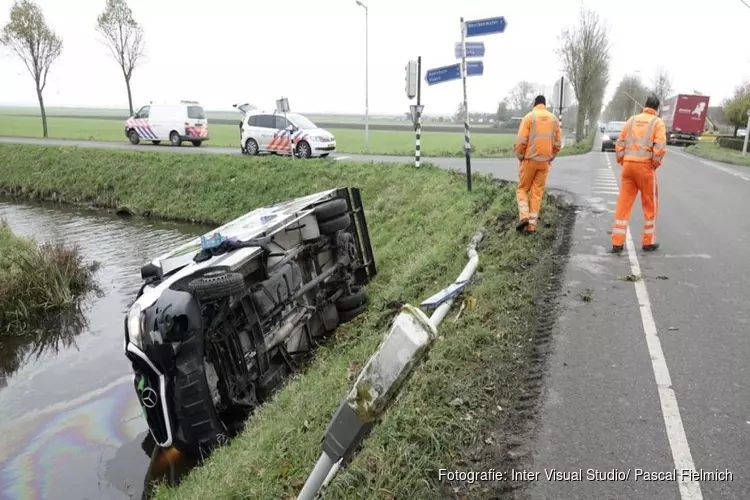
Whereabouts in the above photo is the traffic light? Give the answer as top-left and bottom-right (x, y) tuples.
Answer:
(405, 60), (417, 100)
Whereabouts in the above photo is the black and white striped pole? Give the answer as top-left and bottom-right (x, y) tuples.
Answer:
(416, 56), (422, 168)
(460, 17), (472, 192)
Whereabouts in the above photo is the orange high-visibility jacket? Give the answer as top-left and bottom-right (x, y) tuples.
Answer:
(615, 108), (667, 167)
(514, 104), (562, 162)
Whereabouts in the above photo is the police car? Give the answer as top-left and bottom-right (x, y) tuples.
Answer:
(233, 104), (336, 158)
(125, 100), (209, 147)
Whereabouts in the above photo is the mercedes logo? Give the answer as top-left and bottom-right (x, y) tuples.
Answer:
(141, 387), (158, 408)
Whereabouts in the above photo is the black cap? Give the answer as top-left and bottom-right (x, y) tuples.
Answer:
(534, 95), (546, 106)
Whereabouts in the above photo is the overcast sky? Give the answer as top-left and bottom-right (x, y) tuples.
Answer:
(1, 0), (749, 116)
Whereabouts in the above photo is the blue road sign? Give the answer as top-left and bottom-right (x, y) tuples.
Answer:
(454, 41), (485, 59)
(465, 16), (507, 37)
(466, 61), (484, 77)
(425, 63), (461, 85)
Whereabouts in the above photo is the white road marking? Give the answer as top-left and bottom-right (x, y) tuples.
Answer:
(604, 155), (704, 500)
(669, 148), (750, 181)
(334, 156), (351, 161)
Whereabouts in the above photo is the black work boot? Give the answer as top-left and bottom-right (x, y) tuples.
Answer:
(516, 218), (529, 232)
(610, 245), (624, 255)
(642, 243), (660, 252)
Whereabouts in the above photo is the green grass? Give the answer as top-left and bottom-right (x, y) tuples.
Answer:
(0, 219), (100, 335)
(685, 141), (750, 167)
(0, 143), (570, 499)
(0, 115), (519, 157)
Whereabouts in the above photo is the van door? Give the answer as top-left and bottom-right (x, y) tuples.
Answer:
(256, 114), (277, 151)
(273, 115), (293, 153)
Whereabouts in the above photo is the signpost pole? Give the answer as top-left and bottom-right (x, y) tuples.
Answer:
(460, 17), (472, 192)
(558, 76), (565, 147)
(416, 56), (422, 168)
(743, 109), (750, 157)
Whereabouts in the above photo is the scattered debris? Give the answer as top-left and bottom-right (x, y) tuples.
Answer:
(657, 275), (669, 280)
(449, 397), (464, 407)
(620, 274), (641, 282)
(579, 288), (594, 302)
(668, 326), (679, 331)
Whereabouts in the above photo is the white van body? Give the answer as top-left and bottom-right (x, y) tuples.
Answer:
(125, 101), (209, 147)
(233, 104), (336, 158)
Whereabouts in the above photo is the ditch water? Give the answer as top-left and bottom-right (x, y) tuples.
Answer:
(0, 197), (211, 500)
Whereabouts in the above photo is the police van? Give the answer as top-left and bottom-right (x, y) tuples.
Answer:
(233, 103), (336, 158)
(125, 100), (209, 147)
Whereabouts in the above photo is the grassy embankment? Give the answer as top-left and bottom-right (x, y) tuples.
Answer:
(686, 141), (750, 167)
(0, 114), (588, 158)
(0, 143), (573, 499)
(0, 219), (99, 334)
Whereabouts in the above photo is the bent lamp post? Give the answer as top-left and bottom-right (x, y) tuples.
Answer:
(297, 230), (484, 500)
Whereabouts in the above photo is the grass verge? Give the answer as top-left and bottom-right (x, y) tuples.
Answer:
(685, 141), (750, 167)
(0, 219), (100, 335)
(0, 143), (572, 499)
(559, 129), (596, 156)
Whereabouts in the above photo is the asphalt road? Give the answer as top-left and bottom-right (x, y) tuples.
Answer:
(0, 135), (587, 187)
(5, 133), (748, 499)
(521, 139), (750, 500)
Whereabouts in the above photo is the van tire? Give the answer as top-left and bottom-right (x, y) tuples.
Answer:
(296, 140), (312, 159)
(170, 132), (182, 147)
(192, 140), (202, 147)
(318, 213), (351, 235)
(152, 140), (161, 145)
(128, 130), (140, 145)
(245, 138), (259, 156)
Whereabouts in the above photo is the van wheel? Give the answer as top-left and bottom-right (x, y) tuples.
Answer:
(245, 138), (259, 156)
(152, 140), (161, 145)
(170, 132), (182, 147)
(128, 130), (140, 145)
(192, 140), (202, 147)
(296, 140), (312, 159)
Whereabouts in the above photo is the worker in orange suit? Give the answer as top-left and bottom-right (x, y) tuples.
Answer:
(611, 95), (667, 254)
(514, 95), (562, 234)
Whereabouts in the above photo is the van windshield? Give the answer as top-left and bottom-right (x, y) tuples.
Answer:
(188, 106), (206, 120)
(288, 114), (317, 129)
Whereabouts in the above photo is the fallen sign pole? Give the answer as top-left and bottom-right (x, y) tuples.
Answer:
(296, 231), (485, 500)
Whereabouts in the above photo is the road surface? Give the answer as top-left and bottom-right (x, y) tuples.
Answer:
(0, 135), (588, 192)
(519, 139), (750, 500)
(4, 134), (749, 499)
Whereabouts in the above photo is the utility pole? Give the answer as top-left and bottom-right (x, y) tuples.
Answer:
(743, 109), (750, 156)
(356, 0), (369, 152)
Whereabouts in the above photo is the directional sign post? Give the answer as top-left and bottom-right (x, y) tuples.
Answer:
(454, 41), (485, 59)
(466, 61), (483, 77)
(458, 15), (506, 192)
(425, 63), (462, 85)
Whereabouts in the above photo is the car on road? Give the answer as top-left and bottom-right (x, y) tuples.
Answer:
(601, 121), (626, 152)
(233, 104), (337, 158)
(125, 101), (209, 147)
(123, 187), (377, 454)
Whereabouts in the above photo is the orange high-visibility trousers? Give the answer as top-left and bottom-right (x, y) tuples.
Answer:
(612, 161), (659, 247)
(517, 159), (550, 232)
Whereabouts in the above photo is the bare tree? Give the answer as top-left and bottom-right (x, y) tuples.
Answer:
(650, 66), (673, 104)
(557, 8), (611, 141)
(507, 81), (539, 114)
(96, 0), (145, 116)
(1, 0), (62, 138)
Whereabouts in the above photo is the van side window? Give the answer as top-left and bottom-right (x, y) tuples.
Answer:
(275, 116), (289, 130)
(137, 106), (150, 119)
(248, 115), (259, 127)
(257, 115), (276, 129)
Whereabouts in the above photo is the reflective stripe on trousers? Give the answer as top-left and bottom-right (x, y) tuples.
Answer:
(525, 112), (558, 162)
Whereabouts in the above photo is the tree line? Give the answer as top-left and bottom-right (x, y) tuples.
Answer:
(1, 0), (144, 137)
(602, 67), (674, 123)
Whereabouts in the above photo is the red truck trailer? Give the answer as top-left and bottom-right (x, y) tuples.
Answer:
(659, 94), (711, 146)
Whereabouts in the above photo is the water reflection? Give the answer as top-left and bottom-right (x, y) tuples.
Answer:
(0, 197), (209, 500)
